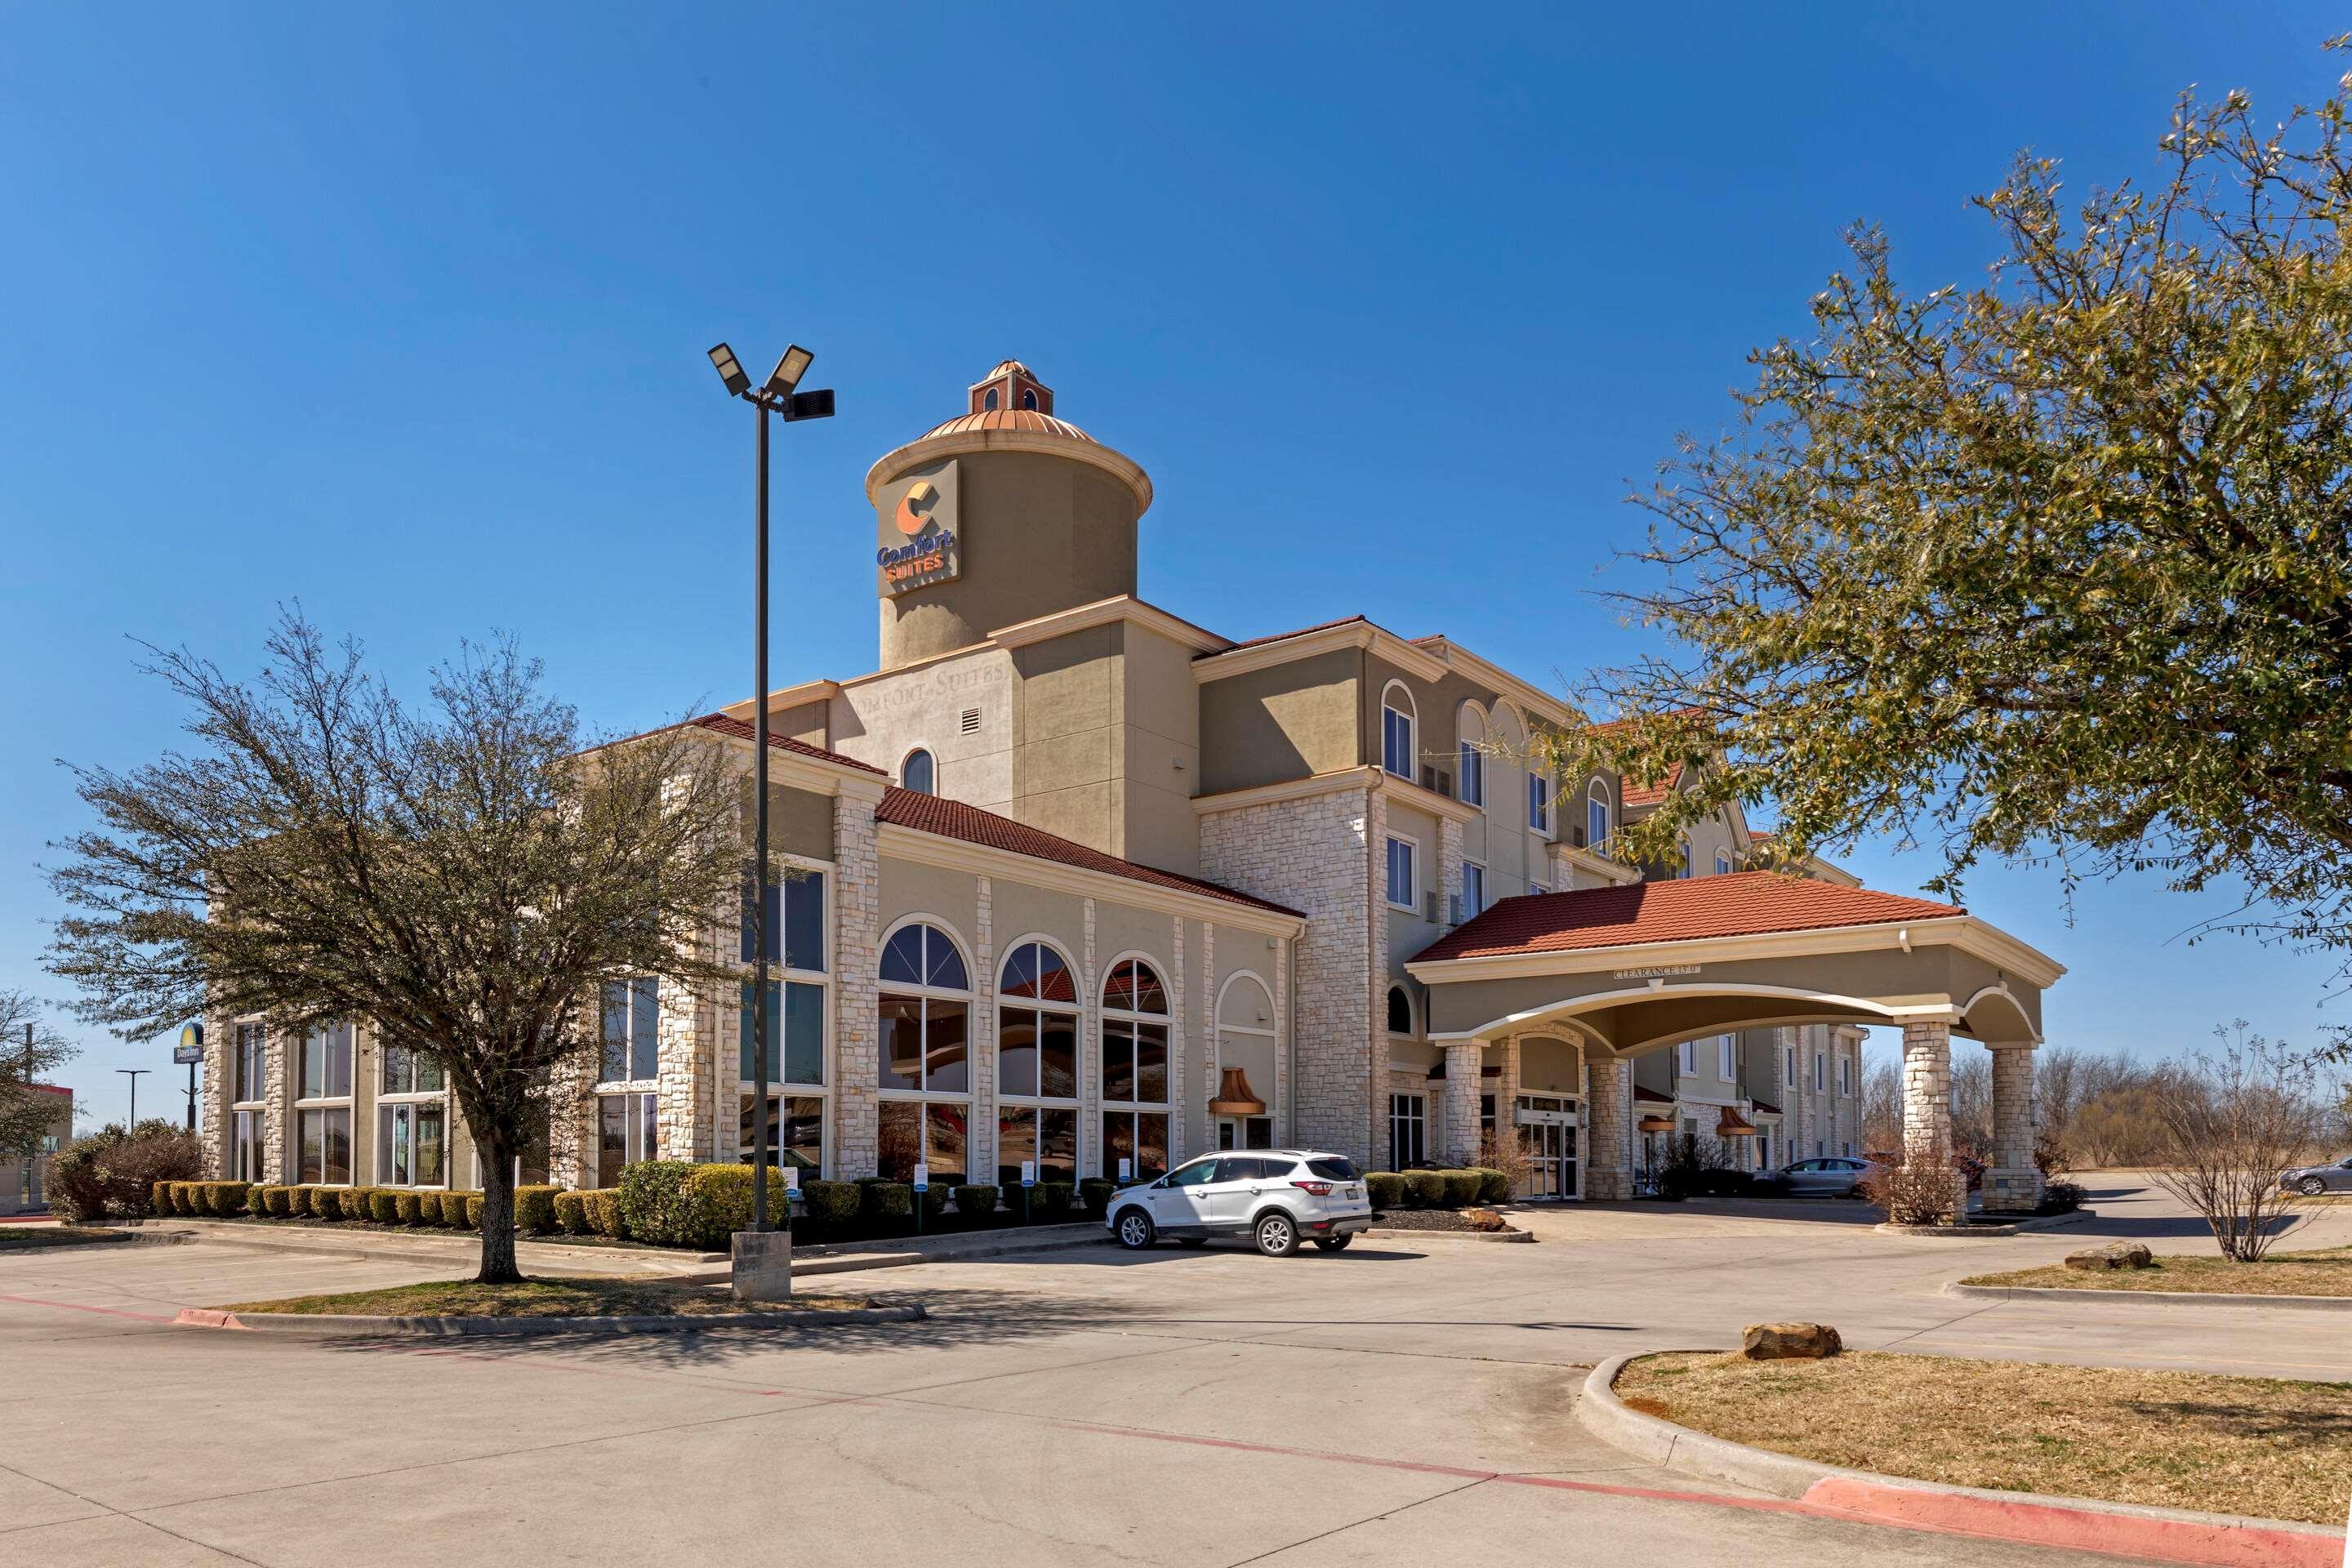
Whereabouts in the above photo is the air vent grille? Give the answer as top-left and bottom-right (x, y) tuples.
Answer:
(959, 707), (981, 735)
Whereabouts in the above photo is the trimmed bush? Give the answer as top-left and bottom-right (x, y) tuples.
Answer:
(801, 1179), (861, 1227)
(1032, 1180), (1074, 1220)
(1439, 1170), (1483, 1207)
(1365, 1172), (1406, 1209)
(247, 1183), (271, 1216)
(262, 1185), (292, 1217)
(393, 1192), (421, 1224)
(912, 1185), (956, 1227)
(1468, 1167), (1512, 1205)
(655, 1164), (794, 1250)
(514, 1184), (562, 1236)
(614, 1161), (695, 1245)
(369, 1188), (400, 1223)
(212, 1181), (250, 1216)
(462, 1193), (486, 1229)
(553, 1191), (591, 1235)
(1403, 1169), (1446, 1209)
(337, 1186), (371, 1222)
(1078, 1178), (1116, 1215)
(309, 1186), (345, 1219)
(584, 1188), (625, 1239)
(149, 1180), (174, 1215)
(953, 1184), (999, 1223)
(405, 1190), (441, 1225)
(278, 1185), (309, 1215)
(861, 1181), (912, 1224)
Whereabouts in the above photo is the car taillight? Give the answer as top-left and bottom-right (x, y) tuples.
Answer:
(1290, 1180), (1333, 1196)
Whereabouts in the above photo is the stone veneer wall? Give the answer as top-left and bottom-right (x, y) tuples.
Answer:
(199, 1011), (233, 1179)
(1584, 1053), (1633, 1200)
(832, 782), (885, 1178)
(1200, 784), (1381, 1166)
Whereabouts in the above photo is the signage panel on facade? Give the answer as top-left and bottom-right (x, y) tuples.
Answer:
(875, 457), (960, 596)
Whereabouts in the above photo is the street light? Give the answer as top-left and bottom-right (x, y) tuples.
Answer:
(707, 340), (835, 1234)
(117, 1067), (150, 1129)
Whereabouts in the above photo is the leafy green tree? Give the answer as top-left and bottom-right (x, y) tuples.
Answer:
(1556, 49), (2352, 1047)
(45, 612), (745, 1283)
(0, 988), (76, 1157)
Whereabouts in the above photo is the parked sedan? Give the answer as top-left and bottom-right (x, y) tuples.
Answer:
(1774, 1156), (1882, 1198)
(2279, 1154), (2352, 1196)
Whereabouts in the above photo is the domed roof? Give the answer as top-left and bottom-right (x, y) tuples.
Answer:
(977, 359), (1033, 382)
(917, 408), (1096, 443)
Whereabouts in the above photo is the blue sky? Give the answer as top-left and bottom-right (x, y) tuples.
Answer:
(2, 6), (2338, 1129)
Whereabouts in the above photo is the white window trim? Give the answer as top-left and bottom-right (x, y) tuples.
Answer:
(374, 1096), (452, 1189)
(1529, 768), (1554, 839)
(1098, 951), (1174, 1115)
(1717, 1036), (1735, 1080)
(877, 915), (977, 1105)
(898, 746), (937, 794)
(1677, 1040), (1693, 1076)
(293, 1022), (355, 1186)
(1385, 831), (1421, 912)
(1216, 970), (1281, 1134)
(1380, 680), (1419, 780)
(996, 933), (1084, 1113)
(1714, 851), (1732, 876)
(1462, 858), (1486, 920)
(1456, 700), (1487, 808)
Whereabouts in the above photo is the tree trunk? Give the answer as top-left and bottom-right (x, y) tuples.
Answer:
(475, 1129), (520, 1285)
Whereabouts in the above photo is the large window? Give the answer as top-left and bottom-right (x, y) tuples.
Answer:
(1458, 702), (1486, 807)
(738, 865), (830, 1170)
(295, 1022), (353, 1184)
(1100, 957), (1170, 1182)
(1385, 835), (1417, 911)
(1381, 683), (1417, 778)
(740, 1093), (823, 1173)
(597, 1092), (658, 1189)
(1528, 768), (1552, 835)
(601, 978), (660, 1084)
(1462, 861), (1486, 920)
(877, 921), (971, 1184)
(742, 866), (826, 970)
(1215, 973), (1277, 1152)
(376, 1041), (448, 1188)
(1389, 1094), (1427, 1169)
(231, 1022), (267, 1182)
(1585, 782), (1610, 851)
(997, 939), (1080, 1186)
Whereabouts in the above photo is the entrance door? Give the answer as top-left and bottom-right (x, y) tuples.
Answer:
(1515, 1096), (1579, 1200)
(1215, 1116), (1274, 1151)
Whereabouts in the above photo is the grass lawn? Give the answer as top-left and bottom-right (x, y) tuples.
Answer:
(1617, 1350), (2351, 1526)
(0, 1225), (136, 1251)
(220, 1276), (875, 1317)
(1962, 1243), (2352, 1297)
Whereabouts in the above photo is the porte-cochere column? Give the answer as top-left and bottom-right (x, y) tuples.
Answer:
(1982, 1042), (2044, 1213)
(1442, 1040), (1484, 1165)
(1900, 1018), (1967, 1221)
(1582, 1052), (1633, 1201)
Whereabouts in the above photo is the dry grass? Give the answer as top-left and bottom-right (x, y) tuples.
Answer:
(0, 1225), (134, 1251)
(1617, 1350), (2352, 1525)
(220, 1276), (873, 1317)
(1963, 1243), (2352, 1297)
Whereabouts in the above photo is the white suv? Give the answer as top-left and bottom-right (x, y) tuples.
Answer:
(1104, 1151), (1373, 1255)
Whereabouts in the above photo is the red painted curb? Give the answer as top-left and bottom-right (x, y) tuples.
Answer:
(171, 1308), (251, 1330)
(1802, 1476), (2343, 1568)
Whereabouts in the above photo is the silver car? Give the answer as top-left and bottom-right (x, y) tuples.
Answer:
(1774, 1156), (1881, 1197)
(2279, 1155), (2352, 1196)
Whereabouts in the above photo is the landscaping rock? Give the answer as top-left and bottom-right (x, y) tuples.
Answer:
(1460, 1206), (1507, 1232)
(2063, 1241), (2153, 1272)
(1741, 1321), (1842, 1360)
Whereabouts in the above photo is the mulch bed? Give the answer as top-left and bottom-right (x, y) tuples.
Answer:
(0, 1225), (137, 1251)
(1367, 1209), (1511, 1233)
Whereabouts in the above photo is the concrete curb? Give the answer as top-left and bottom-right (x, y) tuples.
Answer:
(1871, 1209), (2094, 1237)
(681, 1229), (1115, 1281)
(172, 1303), (926, 1338)
(1575, 1351), (2341, 1568)
(1359, 1226), (1533, 1243)
(1944, 1279), (2352, 1312)
(0, 1230), (197, 1256)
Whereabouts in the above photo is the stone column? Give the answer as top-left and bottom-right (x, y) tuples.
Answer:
(1583, 1051), (1633, 1200)
(1441, 1040), (1483, 1164)
(831, 781), (885, 1178)
(1982, 1042), (2044, 1214)
(1900, 1018), (1965, 1220)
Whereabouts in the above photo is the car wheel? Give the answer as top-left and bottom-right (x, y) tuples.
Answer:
(1254, 1211), (1299, 1256)
(2298, 1177), (2328, 1197)
(1313, 1235), (1352, 1252)
(1115, 1208), (1156, 1250)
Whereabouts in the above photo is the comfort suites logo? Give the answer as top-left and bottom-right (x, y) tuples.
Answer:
(875, 458), (960, 595)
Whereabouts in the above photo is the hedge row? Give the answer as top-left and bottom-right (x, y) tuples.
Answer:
(1362, 1167), (1511, 1209)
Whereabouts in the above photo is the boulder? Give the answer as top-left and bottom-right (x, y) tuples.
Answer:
(1741, 1321), (1842, 1360)
(1460, 1206), (1507, 1232)
(2063, 1241), (2153, 1272)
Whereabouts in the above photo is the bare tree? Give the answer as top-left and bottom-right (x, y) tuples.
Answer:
(1949, 1054), (1993, 1161)
(1860, 1057), (1901, 1152)
(2145, 1024), (2324, 1262)
(45, 612), (744, 1284)
(0, 988), (76, 1156)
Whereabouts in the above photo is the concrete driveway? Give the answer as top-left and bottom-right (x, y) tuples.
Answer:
(0, 1175), (2337, 1567)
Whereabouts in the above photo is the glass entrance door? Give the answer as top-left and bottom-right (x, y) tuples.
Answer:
(1515, 1095), (1579, 1200)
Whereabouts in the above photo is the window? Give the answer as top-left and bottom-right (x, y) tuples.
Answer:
(1813, 1051), (1827, 1093)
(1530, 880), (1547, 897)
(739, 981), (826, 1085)
(739, 1093), (824, 1173)
(1756, 1130), (1771, 1169)
(1462, 861), (1485, 919)
(1528, 770), (1551, 835)
(997, 940), (1080, 1186)
(737, 865), (830, 1167)
(234, 1022), (265, 1103)
(381, 1042), (447, 1097)
(376, 1040), (448, 1187)
(1381, 683), (1416, 778)
(295, 1022), (354, 1184)
(877, 921), (972, 1185)
(1677, 840), (1692, 878)
(231, 1023), (268, 1182)
(297, 1022), (353, 1101)
(601, 978), (660, 1083)
(1020, 386), (1038, 410)
(1385, 835), (1416, 910)
(1458, 702), (1486, 808)
(597, 1092), (658, 1188)
(1715, 851), (1732, 876)
(1100, 957), (1170, 1181)
(1677, 1040), (1694, 1076)
(900, 748), (935, 795)
(1214, 973), (1277, 1152)
(1585, 783), (1610, 850)
(1785, 1043), (1797, 1086)
(1718, 1036), (1735, 1080)
(741, 866), (826, 970)
(1387, 984), (1414, 1036)
(1838, 1055), (1852, 1097)
(1389, 1094), (1427, 1169)
(982, 387), (1000, 411)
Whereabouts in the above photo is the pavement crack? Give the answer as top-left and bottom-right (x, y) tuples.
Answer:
(1213, 1476), (1494, 1567)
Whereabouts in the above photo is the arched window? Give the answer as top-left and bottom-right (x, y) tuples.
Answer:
(1100, 958), (1170, 1180)
(1456, 702), (1486, 808)
(1020, 387), (1039, 410)
(877, 920), (970, 1187)
(1215, 973), (1277, 1151)
(1381, 681), (1417, 779)
(1528, 762), (1552, 835)
(1585, 781), (1611, 851)
(982, 387), (1000, 411)
(1387, 984), (1414, 1036)
(900, 748), (935, 795)
(996, 939), (1080, 1185)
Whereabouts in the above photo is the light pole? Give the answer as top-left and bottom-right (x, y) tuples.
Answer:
(707, 341), (834, 1233)
(117, 1067), (149, 1129)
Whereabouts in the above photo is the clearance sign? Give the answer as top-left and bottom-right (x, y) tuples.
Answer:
(875, 458), (960, 595)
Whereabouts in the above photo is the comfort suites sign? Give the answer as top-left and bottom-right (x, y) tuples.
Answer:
(875, 457), (960, 595)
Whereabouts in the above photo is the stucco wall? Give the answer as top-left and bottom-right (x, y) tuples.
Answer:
(829, 647), (1016, 808)
(1197, 648), (1359, 794)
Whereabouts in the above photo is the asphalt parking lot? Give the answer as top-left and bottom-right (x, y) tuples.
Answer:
(1, 1175), (2340, 1567)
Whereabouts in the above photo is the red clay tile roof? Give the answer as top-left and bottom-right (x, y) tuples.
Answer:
(1410, 871), (1962, 964)
(692, 715), (885, 773)
(877, 788), (1302, 918)
(1750, 1097), (1782, 1116)
(1584, 711), (1708, 807)
(1194, 614), (1370, 660)
(1633, 1085), (1673, 1104)
(918, 408), (1096, 443)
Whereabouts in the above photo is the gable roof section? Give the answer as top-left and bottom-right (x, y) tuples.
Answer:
(1410, 871), (1962, 964)
(692, 714), (884, 773)
(1195, 614), (1369, 659)
(877, 788), (1302, 918)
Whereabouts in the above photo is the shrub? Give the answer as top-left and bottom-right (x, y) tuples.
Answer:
(50, 1121), (203, 1221)
(911, 1185), (956, 1227)
(1438, 1170), (1483, 1207)
(2038, 1178), (2086, 1215)
(802, 1179), (862, 1227)
(953, 1184), (999, 1223)
(861, 1181), (912, 1224)
(394, 1192), (421, 1224)
(278, 1185), (309, 1216)
(207, 1181), (248, 1216)
(404, 1190), (440, 1225)
(1077, 1178), (1116, 1215)
(308, 1186), (344, 1219)
(262, 1185), (293, 1217)
(1862, 1154), (1967, 1226)
(1468, 1167), (1512, 1205)
(1032, 1180), (1074, 1220)
(149, 1180), (175, 1214)
(338, 1186), (372, 1222)
(553, 1191), (591, 1235)
(247, 1183), (271, 1216)
(1365, 1172), (1406, 1209)
(1402, 1169), (1446, 1209)
(657, 1165), (795, 1250)
(615, 1160), (696, 1245)
(369, 1188), (400, 1223)
(584, 1188), (625, 1239)
(463, 1193), (485, 1229)
(514, 1184), (562, 1236)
